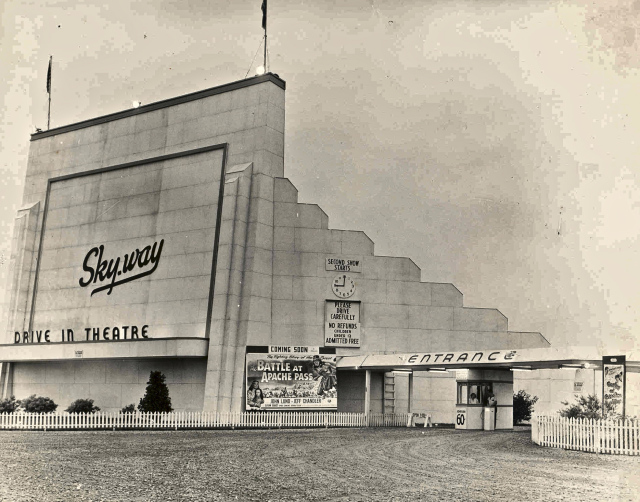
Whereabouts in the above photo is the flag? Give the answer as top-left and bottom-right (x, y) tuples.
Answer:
(261, 0), (267, 30)
(46, 57), (52, 94)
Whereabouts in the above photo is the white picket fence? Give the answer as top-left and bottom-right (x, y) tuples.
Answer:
(0, 411), (409, 431)
(532, 415), (640, 455)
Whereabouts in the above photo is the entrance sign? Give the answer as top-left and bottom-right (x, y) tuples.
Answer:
(602, 355), (625, 418)
(325, 300), (360, 347)
(246, 350), (337, 410)
(400, 349), (517, 366)
(337, 346), (626, 373)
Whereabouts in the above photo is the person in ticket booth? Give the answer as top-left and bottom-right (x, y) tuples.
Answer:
(486, 388), (498, 428)
(486, 388), (497, 407)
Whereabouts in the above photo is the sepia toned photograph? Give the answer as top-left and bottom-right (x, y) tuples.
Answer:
(0, 0), (638, 500)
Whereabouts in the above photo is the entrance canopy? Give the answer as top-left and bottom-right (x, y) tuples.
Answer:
(336, 346), (640, 373)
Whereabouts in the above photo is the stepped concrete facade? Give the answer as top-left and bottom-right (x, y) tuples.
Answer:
(0, 74), (549, 422)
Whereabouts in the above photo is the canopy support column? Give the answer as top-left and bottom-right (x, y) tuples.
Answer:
(408, 371), (413, 414)
(365, 369), (371, 426)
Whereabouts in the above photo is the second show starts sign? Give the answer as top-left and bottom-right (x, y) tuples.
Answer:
(325, 300), (360, 347)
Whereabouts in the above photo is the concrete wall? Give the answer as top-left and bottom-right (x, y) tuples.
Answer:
(336, 370), (383, 413)
(514, 369), (585, 416)
(12, 358), (206, 412)
(22, 78), (284, 200)
(269, 177), (549, 356)
(3, 74), (556, 417)
(199, 124), (552, 413)
(5, 76), (285, 345)
(3, 77), (288, 413)
(409, 372), (457, 424)
(515, 368), (640, 418)
(266, 176), (547, 420)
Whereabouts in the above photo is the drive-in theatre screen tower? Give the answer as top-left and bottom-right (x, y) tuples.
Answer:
(0, 74), (573, 427)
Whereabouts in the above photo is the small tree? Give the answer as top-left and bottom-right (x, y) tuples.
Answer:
(20, 395), (58, 413)
(560, 394), (615, 419)
(120, 404), (136, 414)
(513, 390), (538, 424)
(138, 371), (173, 412)
(0, 396), (20, 414)
(66, 399), (100, 414)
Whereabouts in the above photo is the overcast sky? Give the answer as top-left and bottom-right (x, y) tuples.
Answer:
(1, 0), (638, 351)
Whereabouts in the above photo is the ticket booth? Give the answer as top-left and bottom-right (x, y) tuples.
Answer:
(455, 369), (513, 430)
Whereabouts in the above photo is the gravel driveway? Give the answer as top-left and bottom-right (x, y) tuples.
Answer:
(0, 427), (637, 501)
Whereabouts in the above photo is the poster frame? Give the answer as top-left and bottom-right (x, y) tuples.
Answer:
(245, 347), (338, 411)
(602, 355), (626, 418)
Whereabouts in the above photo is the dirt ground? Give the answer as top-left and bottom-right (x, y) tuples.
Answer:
(0, 427), (638, 502)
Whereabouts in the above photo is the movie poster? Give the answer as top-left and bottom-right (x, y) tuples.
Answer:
(246, 347), (337, 411)
(603, 355), (625, 418)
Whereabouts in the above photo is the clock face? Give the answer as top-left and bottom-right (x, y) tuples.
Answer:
(332, 274), (356, 298)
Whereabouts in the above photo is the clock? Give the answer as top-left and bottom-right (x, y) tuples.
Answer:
(332, 274), (356, 298)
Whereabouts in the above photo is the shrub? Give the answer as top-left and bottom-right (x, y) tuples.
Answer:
(513, 390), (538, 424)
(0, 396), (20, 414)
(20, 395), (58, 413)
(121, 404), (136, 414)
(138, 371), (173, 413)
(559, 394), (615, 420)
(65, 398), (100, 414)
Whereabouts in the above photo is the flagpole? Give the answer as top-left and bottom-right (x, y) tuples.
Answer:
(263, 3), (267, 72)
(47, 56), (52, 130)
(47, 88), (51, 130)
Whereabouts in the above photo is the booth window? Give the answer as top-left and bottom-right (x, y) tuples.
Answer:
(457, 384), (467, 405)
(457, 382), (494, 405)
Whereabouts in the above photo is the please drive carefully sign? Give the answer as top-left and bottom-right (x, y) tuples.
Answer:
(325, 300), (360, 347)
